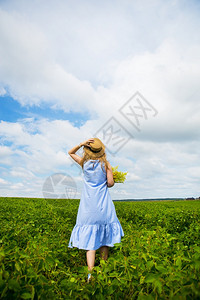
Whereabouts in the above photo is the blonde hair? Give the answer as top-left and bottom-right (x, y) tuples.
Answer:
(80, 148), (109, 172)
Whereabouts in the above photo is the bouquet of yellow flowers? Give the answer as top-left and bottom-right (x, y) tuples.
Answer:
(111, 166), (128, 183)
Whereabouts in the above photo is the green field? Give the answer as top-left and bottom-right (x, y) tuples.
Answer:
(0, 197), (200, 299)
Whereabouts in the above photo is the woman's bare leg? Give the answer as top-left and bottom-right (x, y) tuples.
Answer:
(86, 250), (96, 272)
(99, 246), (109, 260)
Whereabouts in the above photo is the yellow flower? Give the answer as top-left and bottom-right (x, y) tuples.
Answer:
(111, 166), (128, 183)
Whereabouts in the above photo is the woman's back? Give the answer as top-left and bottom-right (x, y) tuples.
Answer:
(83, 159), (107, 186)
(78, 159), (112, 223)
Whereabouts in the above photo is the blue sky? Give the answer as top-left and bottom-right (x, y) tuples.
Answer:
(0, 95), (90, 127)
(0, 0), (200, 199)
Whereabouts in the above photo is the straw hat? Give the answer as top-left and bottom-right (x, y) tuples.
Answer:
(83, 138), (105, 159)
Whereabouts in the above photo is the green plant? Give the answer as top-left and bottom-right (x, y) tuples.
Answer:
(0, 197), (200, 299)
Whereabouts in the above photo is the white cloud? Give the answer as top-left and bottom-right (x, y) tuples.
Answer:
(0, 8), (95, 112)
(0, 145), (13, 157)
(0, 86), (6, 96)
(10, 167), (35, 179)
(0, 0), (200, 198)
(0, 178), (9, 185)
(1, 116), (199, 198)
(0, 145), (13, 165)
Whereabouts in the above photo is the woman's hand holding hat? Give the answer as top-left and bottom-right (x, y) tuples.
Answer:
(80, 138), (94, 148)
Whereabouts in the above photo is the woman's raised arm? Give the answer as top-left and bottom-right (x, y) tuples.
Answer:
(68, 138), (94, 165)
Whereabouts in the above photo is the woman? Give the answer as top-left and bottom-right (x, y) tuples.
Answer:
(68, 138), (124, 282)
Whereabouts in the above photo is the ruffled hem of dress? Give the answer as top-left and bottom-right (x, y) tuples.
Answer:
(68, 221), (124, 250)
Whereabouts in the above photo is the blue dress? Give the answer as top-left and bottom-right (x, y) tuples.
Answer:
(68, 159), (124, 250)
